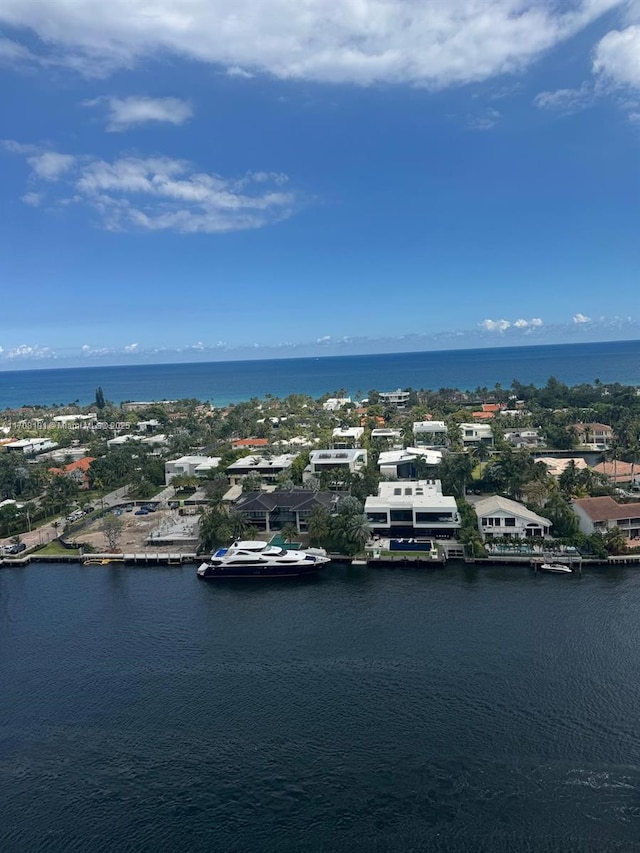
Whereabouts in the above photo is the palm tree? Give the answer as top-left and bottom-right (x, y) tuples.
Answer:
(344, 513), (372, 554)
(281, 522), (299, 544)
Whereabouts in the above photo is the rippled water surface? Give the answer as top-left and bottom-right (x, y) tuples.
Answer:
(2, 562), (640, 852)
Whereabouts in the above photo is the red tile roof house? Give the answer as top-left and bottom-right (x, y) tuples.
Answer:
(571, 497), (640, 541)
(573, 422), (614, 448)
(591, 460), (640, 485)
(48, 457), (95, 490)
(231, 438), (269, 450)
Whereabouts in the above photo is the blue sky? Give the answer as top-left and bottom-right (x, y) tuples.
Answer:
(1, 0), (640, 369)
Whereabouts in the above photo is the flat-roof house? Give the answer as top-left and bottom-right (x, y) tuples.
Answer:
(571, 497), (640, 540)
(365, 480), (460, 538)
(379, 389), (410, 408)
(332, 427), (364, 449)
(233, 489), (343, 533)
(370, 428), (403, 445)
(322, 397), (351, 412)
(474, 495), (552, 540)
(165, 455), (221, 484)
(4, 438), (57, 455)
(413, 421), (448, 447)
(460, 423), (494, 447)
(377, 448), (442, 480)
(305, 448), (367, 483)
(226, 453), (298, 486)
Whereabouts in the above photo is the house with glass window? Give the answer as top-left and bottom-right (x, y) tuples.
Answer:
(474, 495), (551, 540)
(365, 480), (460, 538)
(413, 420), (448, 447)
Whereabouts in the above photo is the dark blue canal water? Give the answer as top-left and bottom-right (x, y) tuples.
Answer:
(1, 562), (640, 852)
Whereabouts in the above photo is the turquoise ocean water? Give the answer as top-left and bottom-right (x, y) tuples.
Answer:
(1, 339), (639, 409)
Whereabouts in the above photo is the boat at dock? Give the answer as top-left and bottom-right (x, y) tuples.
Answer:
(539, 562), (573, 574)
(197, 540), (330, 580)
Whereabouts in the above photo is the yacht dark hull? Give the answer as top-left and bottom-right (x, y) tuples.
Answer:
(197, 562), (322, 580)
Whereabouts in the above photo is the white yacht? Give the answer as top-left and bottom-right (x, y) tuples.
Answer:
(197, 540), (330, 580)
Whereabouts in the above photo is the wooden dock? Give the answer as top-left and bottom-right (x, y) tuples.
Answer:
(0, 552), (198, 567)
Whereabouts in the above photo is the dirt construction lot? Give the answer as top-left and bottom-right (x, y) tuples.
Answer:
(69, 506), (200, 553)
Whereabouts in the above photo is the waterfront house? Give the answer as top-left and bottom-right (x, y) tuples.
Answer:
(365, 480), (460, 538)
(571, 497), (640, 540)
(536, 456), (589, 478)
(473, 495), (551, 541)
(232, 489), (343, 534)
(413, 420), (448, 448)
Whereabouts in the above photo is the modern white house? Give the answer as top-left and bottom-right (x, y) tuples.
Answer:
(413, 421), (448, 447)
(459, 423), (494, 447)
(107, 434), (142, 449)
(370, 428), (403, 446)
(304, 448), (367, 483)
(4, 438), (57, 455)
(226, 453), (298, 486)
(164, 455), (221, 484)
(379, 389), (411, 408)
(365, 480), (460, 538)
(377, 448), (442, 480)
(473, 495), (552, 540)
(571, 497), (640, 540)
(322, 397), (351, 412)
(331, 426), (364, 449)
(52, 413), (97, 425)
(502, 429), (544, 449)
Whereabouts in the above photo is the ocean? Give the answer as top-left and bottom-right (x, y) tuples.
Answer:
(1, 339), (640, 409)
(2, 561), (640, 852)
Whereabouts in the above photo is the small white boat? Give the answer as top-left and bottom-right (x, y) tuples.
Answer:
(540, 562), (572, 574)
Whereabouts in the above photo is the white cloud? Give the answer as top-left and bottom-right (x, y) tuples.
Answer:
(480, 319), (511, 333)
(21, 191), (42, 206)
(4, 143), (298, 234)
(467, 108), (501, 131)
(29, 151), (76, 180)
(533, 82), (593, 114)
(85, 95), (194, 131)
(4, 344), (54, 359)
(594, 24), (640, 90)
(0, 1), (622, 87)
(123, 343), (139, 352)
(573, 312), (591, 323)
(481, 317), (544, 333)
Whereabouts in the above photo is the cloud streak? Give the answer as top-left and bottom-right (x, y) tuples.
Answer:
(4, 142), (298, 234)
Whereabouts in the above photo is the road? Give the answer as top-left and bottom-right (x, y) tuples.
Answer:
(0, 485), (133, 554)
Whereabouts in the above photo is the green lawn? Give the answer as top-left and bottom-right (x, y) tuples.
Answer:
(36, 541), (80, 556)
